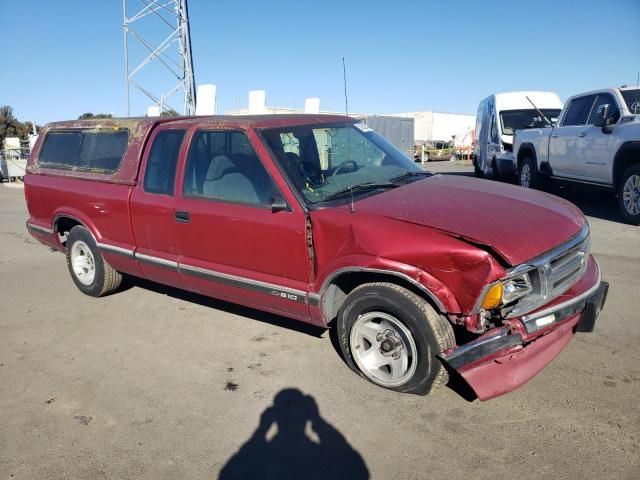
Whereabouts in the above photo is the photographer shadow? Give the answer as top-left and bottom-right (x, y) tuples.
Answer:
(218, 388), (369, 480)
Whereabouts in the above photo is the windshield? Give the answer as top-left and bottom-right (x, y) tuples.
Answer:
(500, 109), (562, 135)
(262, 122), (423, 205)
(621, 89), (640, 114)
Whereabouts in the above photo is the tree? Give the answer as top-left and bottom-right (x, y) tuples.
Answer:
(77, 113), (113, 120)
(0, 105), (37, 147)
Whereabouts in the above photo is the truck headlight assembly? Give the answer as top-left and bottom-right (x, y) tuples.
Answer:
(480, 273), (533, 310)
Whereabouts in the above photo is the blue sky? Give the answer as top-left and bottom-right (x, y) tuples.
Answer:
(1, 0), (638, 124)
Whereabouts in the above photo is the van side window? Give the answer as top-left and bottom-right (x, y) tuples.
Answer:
(562, 96), (595, 126)
(40, 129), (129, 172)
(143, 129), (186, 196)
(587, 93), (620, 125)
(183, 131), (276, 208)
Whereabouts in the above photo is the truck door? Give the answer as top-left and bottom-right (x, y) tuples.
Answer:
(129, 125), (187, 287)
(576, 92), (620, 183)
(172, 128), (311, 320)
(549, 95), (596, 177)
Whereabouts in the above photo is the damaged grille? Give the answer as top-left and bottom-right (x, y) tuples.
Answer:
(505, 224), (590, 318)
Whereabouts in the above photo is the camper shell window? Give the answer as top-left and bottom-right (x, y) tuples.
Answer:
(39, 129), (129, 173)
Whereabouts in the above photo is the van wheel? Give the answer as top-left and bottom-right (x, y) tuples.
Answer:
(491, 158), (501, 180)
(619, 164), (640, 225)
(336, 283), (455, 395)
(66, 226), (122, 297)
(473, 156), (483, 178)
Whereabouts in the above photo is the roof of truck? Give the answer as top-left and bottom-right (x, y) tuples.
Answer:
(30, 114), (358, 186)
(45, 114), (355, 131)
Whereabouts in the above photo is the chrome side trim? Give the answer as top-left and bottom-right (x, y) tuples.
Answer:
(97, 242), (134, 258)
(307, 293), (321, 307)
(134, 253), (178, 269)
(318, 267), (447, 313)
(26, 221), (54, 235)
(178, 262), (309, 304)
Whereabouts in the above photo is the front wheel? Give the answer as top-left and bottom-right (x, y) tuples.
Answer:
(66, 226), (122, 296)
(618, 164), (640, 225)
(336, 283), (455, 395)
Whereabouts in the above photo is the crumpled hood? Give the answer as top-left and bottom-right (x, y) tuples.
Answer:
(355, 175), (585, 266)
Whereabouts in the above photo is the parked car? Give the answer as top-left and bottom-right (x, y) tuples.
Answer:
(414, 140), (458, 162)
(25, 115), (608, 400)
(514, 86), (640, 224)
(474, 91), (563, 179)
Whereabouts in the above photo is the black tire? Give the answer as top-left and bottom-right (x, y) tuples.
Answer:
(65, 226), (122, 297)
(473, 156), (483, 178)
(336, 282), (455, 395)
(618, 164), (640, 225)
(490, 158), (501, 181)
(518, 156), (540, 189)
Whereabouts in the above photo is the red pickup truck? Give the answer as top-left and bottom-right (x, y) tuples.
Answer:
(24, 115), (608, 400)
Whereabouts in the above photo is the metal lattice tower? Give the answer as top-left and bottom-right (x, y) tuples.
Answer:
(122, 0), (196, 116)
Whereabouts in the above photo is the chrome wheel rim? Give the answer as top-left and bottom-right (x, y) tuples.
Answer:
(349, 311), (418, 387)
(622, 174), (640, 216)
(520, 164), (531, 187)
(70, 241), (96, 285)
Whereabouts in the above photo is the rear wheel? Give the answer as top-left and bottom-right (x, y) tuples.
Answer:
(618, 164), (640, 225)
(519, 157), (539, 189)
(66, 226), (122, 296)
(490, 158), (501, 181)
(336, 282), (455, 395)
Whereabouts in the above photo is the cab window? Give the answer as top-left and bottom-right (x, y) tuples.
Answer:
(183, 131), (277, 208)
(562, 95), (595, 126)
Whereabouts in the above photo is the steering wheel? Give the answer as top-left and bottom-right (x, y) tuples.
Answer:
(298, 161), (323, 187)
(331, 160), (358, 177)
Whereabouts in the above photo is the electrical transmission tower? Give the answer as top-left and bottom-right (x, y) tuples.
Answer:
(122, 0), (196, 116)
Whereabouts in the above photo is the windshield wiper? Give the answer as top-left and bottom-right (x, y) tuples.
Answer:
(390, 171), (433, 183)
(322, 182), (397, 202)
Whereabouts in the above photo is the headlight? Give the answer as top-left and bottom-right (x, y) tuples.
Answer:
(480, 273), (533, 310)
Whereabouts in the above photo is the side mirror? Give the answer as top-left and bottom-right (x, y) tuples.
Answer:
(270, 196), (289, 213)
(594, 104), (616, 133)
(593, 104), (609, 127)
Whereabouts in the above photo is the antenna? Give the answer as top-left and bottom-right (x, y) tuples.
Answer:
(342, 57), (355, 213)
(122, 0), (197, 116)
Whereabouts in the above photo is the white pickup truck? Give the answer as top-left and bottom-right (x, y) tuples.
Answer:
(513, 86), (640, 224)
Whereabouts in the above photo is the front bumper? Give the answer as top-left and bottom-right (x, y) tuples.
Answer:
(439, 256), (607, 400)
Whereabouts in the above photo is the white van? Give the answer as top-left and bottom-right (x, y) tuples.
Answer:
(473, 91), (563, 178)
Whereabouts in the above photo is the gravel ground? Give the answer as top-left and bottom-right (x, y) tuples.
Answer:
(1, 169), (639, 479)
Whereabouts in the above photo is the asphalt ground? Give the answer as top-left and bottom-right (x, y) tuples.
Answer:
(1, 166), (639, 479)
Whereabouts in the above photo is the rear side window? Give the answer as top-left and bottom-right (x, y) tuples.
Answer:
(143, 129), (186, 195)
(39, 129), (129, 172)
(562, 96), (595, 126)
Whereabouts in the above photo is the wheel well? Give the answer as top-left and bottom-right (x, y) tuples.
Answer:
(54, 216), (83, 249)
(516, 144), (536, 169)
(322, 271), (445, 325)
(613, 144), (640, 187)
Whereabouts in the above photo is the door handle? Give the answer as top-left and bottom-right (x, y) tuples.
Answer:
(551, 134), (559, 138)
(175, 211), (190, 223)
(577, 132), (587, 138)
